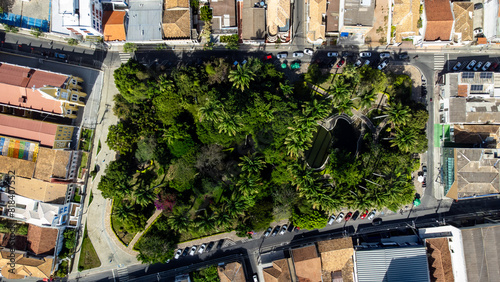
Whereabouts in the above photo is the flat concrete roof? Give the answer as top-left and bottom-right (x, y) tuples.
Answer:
(127, 0), (163, 41)
(343, 0), (375, 27)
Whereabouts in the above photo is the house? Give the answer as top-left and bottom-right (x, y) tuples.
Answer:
(441, 148), (500, 200)
(103, 11), (127, 41)
(11, 177), (74, 205)
(127, 0), (163, 41)
(306, 0), (327, 44)
(392, 0), (421, 43)
(163, 0), (192, 40)
(0, 62), (86, 119)
(266, 0), (291, 43)
(291, 245), (322, 281)
(451, 124), (500, 147)
(209, 0), (238, 37)
(0, 114), (75, 149)
(325, 0), (340, 37)
(317, 238), (354, 281)
(241, 0), (266, 44)
(339, 0), (375, 38)
(217, 261), (246, 282)
(51, 0), (104, 39)
(0, 251), (54, 279)
(263, 258), (292, 281)
(423, 0), (454, 42)
(452, 2), (473, 43)
(440, 72), (500, 124)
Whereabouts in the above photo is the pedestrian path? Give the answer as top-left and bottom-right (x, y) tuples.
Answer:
(118, 52), (133, 63)
(434, 54), (445, 71)
(116, 267), (129, 282)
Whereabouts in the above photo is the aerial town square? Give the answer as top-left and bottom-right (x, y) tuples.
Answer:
(0, 0), (499, 281)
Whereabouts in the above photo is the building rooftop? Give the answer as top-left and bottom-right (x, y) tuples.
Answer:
(27, 225), (59, 256)
(210, 0), (237, 30)
(14, 177), (68, 204)
(292, 245), (322, 282)
(103, 11), (127, 41)
(453, 2), (473, 42)
(127, 0), (163, 41)
(393, 0), (420, 42)
(0, 251), (53, 279)
(461, 224), (500, 282)
(453, 124), (500, 146)
(0, 231), (28, 251)
(425, 238), (455, 282)
(218, 262), (246, 282)
(0, 156), (36, 179)
(326, 0), (340, 33)
(317, 238), (354, 282)
(242, 0), (266, 41)
(0, 114), (58, 148)
(424, 0), (453, 41)
(307, 0), (326, 42)
(34, 148), (72, 182)
(163, 0), (191, 39)
(263, 258), (291, 282)
(342, 0), (375, 27)
(355, 246), (430, 282)
(267, 0), (290, 35)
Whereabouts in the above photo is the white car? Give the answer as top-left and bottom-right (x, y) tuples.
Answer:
(276, 52), (288, 59)
(360, 52), (372, 58)
(367, 210), (377, 220)
(198, 243), (206, 254)
(355, 59), (362, 67)
(327, 52), (339, 57)
(189, 246), (197, 256)
(253, 274), (259, 282)
(474, 28), (483, 35)
(364, 60), (370, 66)
(279, 225), (288, 235)
(293, 51), (304, 58)
(336, 212), (344, 223)
(473, 61), (483, 71)
(452, 61), (462, 71)
(328, 214), (336, 225)
(482, 62), (492, 71)
(174, 249), (182, 259)
(379, 52), (391, 59)
(377, 60), (388, 70)
(466, 60), (477, 70)
(304, 48), (314, 55)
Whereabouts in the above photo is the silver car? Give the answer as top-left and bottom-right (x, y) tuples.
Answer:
(466, 60), (477, 70)
(473, 61), (483, 71)
(276, 52), (288, 59)
(379, 52), (391, 59)
(293, 51), (304, 58)
(360, 52), (372, 58)
(304, 48), (314, 55)
(327, 52), (339, 57)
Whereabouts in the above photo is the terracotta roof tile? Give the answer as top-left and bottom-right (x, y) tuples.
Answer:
(263, 259), (291, 282)
(0, 251), (53, 279)
(453, 2), (473, 41)
(103, 11), (127, 41)
(162, 9), (191, 38)
(458, 84), (468, 97)
(0, 232), (28, 251)
(0, 114), (58, 147)
(34, 148), (71, 181)
(218, 262), (246, 282)
(426, 238), (455, 282)
(14, 177), (68, 204)
(424, 0), (453, 41)
(210, 0), (237, 28)
(0, 155), (36, 178)
(27, 225), (59, 256)
(292, 245), (322, 282)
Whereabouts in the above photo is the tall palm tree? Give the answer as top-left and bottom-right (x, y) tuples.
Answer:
(168, 209), (191, 232)
(200, 99), (223, 123)
(302, 99), (331, 121)
(280, 81), (294, 96)
(384, 103), (412, 126)
(358, 90), (377, 109)
(113, 204), (134, 220)
(228, 64), (255, 91)
(217, 114), (240, 136)
(238, 155), (266, 175)
(284, 128), (313, 158)
(390, 127), (418, 153)
(329, 81), (351, 104)
(335, 99), (354, 115)
(196, 210), (216, 233)
(133, 188), (156, 207)
(236, 175), (261, 197)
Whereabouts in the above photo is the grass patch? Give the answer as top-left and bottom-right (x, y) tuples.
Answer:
(110, 206), (137, 246)
(78, 224), (101, 271)
(79, 129), (94, 152)
(55, 260), (69, 278)
(192, 265), (220, 282)
(73, 186), (81, 203)
(97, 140), (102, 155)
(89, 190), (94, 205)
(78, 152), (89, 179)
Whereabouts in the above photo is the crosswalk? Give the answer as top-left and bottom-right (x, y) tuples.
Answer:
(118, 52), (133, 64)
(116, 267), (129, 282)
(434, 54), (445, 71)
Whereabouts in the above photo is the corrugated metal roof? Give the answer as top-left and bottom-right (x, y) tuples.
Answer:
(356, 246), (430, 282)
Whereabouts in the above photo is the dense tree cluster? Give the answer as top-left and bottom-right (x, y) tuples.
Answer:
(100, 59), (427, 263)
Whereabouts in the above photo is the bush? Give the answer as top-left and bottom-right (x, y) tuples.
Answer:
(123, 42), (138, 53)
(200, 5), (213, 22)
(66, 38), (79, 46)
(417, 18), (422, 29)
(30, 28), (43, 38)
(219, 34), (239, 50)
(291, 208), (328, 230)
(55, 260), (68, 278)
(3, 24), (19, 33)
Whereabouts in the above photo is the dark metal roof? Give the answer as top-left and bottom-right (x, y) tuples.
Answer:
(461, 224), (500, 282)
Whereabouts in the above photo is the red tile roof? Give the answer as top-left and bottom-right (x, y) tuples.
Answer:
(0, 114), (57, 147)
(457, 85), (468, 97)
(103, 11), (127, 41)
(27, 225), (59, 256)
(0, 63), (67, 88)
(424, 0), (453, 41)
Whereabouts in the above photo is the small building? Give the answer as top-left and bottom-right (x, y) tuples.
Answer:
(51, 0), (104, 40)
(266, 0), (291, 43)
(423, 0), (454, 42)
(317, 238), (354, 281)
(392, 0), (421, 43)
(162, 0), (192, 40)
(452, 2), (473, 43)
(241, 0), (266, 44)
(0, 63), (86, 119)
(307, 0), (327, 44)
(0, 251), (54, 279)
(218, 261), (246, 282)
(263, 258), (292, 282)
(103, 11), (127, 41)
(291, 245), (322, 282)
(325, 0), (340, 37)
(339, 0), (375, 38)
(451, 124), (500, 148)
(127, 0), (163, 41)
(209, 0), (238, 37)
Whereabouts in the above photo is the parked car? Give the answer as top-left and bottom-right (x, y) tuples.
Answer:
(189, 246), (198, 256)
(367, 210), (377, 220)
(345, 212), (353, 221)
(336, 212), (344, 222)
(351, 211), (360, 221)
(293, 51), (304, 58)
(372, 218), (383, 225)
(277, 52), (288, 59)
(360, 52), (372, 58)
(253, 274), (259, 282)
(466, 60), (477, 70)
(359, 210), (369, 220)
(452, 61), (462, 71)
(354, 59), (362, 67)
(182, 247), (189, 256)
(398, 53), (409, 60)
(327, 51), (339, 57)
(364, 60), (370, 66)
(328, 214), (336, 225)
(423, 165), (427, 177)
(327, 60), (336, 68)
(473, 61), (483, 71)
(264, 227), (273, 237)
(54, 52), (67, 59)
(279, 225), (288, 235)
(216, 239), (224, 249)
(482, 62), (492, 71)
(337, 58), (346, 68)
(474, 3), (483, 9)
(263, 54), (273, 60)
(377, 60), (388, 70)
(379, 52), (391, 59)
(206, 241), (215, 252)
(489, 62), (499, 71)
(474, 28), (483, 36)
(198, 243), (206, 254)
(304, 48), (314, 55)
(174, 249), (182, 259)
(272, 226), (280, 236)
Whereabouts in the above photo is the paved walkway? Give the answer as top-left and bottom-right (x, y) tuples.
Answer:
(126, 209), (163, 250)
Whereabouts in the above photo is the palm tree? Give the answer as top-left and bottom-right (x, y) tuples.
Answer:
(133, 188), (156, 207)
(200, 99), (223, 123)
(329, 81), (351, 104)
(217, 114), (240, 136)
(284, 127), (313, 158)
(113, 204), (134, 220)
(238, 155), (266, 175)
(335, 99), (354, 115)
(236, 175), (261, 196)
(302, 99), (331, 121)
(384, 103), (412, 126)
(115, 183), (133, 199)
(168, 209), (191, 232)
(358, 90), (377, 109)
(196, 210), (216, 233)
(280, 81), (294, 96)
(214, 210), (233, 230)
(390, 127), (418, 153)
(228, 64), (255, 91)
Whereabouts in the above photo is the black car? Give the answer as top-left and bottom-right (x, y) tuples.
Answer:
(398, 53), (409, 60)
(181, 247), (190, 256)
(372, 218), (383, 225)
(216, 239), (224, 249)
(272, 226), (280, 236)
(474, 3), (483, 9)
(351, 211), (360, 221)
(206, 241), (215, 252)
(328, 60), (336, 68)
(263, 227), (273, 237)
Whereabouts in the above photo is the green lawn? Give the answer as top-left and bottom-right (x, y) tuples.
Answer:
(110, 212), (137, 246)
(79, 129), (94, 152)
(78, 225), (101, 271)
(73, 186), (81, 203)
(78, 152), (89, 179)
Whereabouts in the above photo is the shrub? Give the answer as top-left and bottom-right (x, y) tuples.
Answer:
(3, 24), (19, 33)
(200, 5), (213, 22)
(30, 28), (43, 38)
(66, 38), (79, 46)
(417, 18), (422, 29)
(123, 42), (138, 53)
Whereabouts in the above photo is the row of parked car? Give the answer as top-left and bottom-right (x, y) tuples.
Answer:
(263, 224), (297, 238)
(453, 60), (499, 72)
(174, 240), (224, 259)
(327, 210), (379, 224)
